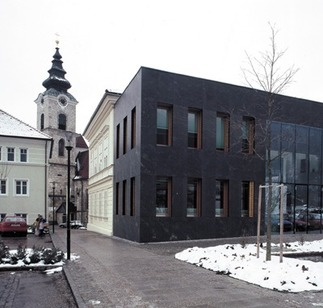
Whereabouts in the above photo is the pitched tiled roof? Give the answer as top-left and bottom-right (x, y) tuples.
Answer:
(0, 109), (52, 140)
(76, 135), (88, 149)
(75, 150), (89, 180)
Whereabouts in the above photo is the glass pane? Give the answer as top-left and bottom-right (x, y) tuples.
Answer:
(157, 108), (168, 129)
(188, 112), (197, 133)
(156, 177), (169, 216)
(281, 123), (295, 183)
(309, 128), (321, 184)
(187, 179), (198, 216)
(308, 185), (320, 213)
(216, 117), (224, 149)
(157, 108), (170, 145)
(295, 126), (308, 183)
(241, 182), (249, 217)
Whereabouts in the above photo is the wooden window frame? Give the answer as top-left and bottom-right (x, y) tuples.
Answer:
(156, 176), (172, 217)
(187, 178), (201, 217)
(188, 109), (202, 149)
(215, 180), (229, 217)
(157, 105), (173, 146)
(242, 116), (255, 154)
(216, 113), (230, 152)
(241, 181), (254, 217)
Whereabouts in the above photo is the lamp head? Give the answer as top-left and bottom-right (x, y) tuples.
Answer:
(65, 131), (73, 150)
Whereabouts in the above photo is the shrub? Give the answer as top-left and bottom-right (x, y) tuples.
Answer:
(42, 248), (64, 264)
(28, 245), (43, 264)
(16, 244), (27, 259)
(0, 241), (9, 262)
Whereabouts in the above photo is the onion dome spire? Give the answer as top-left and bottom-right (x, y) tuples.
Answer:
(42, 47), (71, 91)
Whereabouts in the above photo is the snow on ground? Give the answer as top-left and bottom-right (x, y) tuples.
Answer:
(175, 239), (323, 293)
(0, 248), (80, 273)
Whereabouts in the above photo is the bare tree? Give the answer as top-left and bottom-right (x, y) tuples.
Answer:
(242, 23), (299, 260)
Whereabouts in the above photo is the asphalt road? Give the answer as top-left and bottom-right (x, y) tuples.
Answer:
(0, 233), (77, 308)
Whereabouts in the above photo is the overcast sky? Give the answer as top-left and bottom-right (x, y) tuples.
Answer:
(1, 0), (323, 133)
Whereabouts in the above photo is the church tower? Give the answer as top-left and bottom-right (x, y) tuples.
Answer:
(35, 46), (80, 225)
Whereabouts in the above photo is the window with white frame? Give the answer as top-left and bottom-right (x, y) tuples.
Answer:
(15, 180), (28, 195)
(103, 137), (108, 168)
(7, 147), (14, 161)
(0, 179), (7, 195)
(20, 148), (28, 162)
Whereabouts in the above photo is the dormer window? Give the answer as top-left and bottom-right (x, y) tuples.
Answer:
(58, 114), (66, 130)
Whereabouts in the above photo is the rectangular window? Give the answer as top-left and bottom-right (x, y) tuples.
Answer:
(157, 105), (172, 146)
(123, 117), (127, 155)
(187, 178), (201, 217)
(7, 147), (14, 161)
(242, 117), (255, 154)
(156, 177), (172, 217)
(116, 124), (120, 159)
(122, 180), (126, 215)
(215, 180), (229, 217)
(0, 179), (7, 195)
(16, 180), (28, 195)
(188, 110), (202, 148)
(241, 181), (254, 217)
(216, 113), (230, 151)
(20, 148), (28, 162)
(0, 147), (2, 161)
(115, 182), (119, 215)
(131, 107), (136, 149)
(130, 177), (135, 216)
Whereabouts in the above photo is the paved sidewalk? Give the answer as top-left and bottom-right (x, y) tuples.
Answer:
(51, 229), (323, 307)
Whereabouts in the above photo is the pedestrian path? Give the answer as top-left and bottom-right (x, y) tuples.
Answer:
(50, 229), (323, 307)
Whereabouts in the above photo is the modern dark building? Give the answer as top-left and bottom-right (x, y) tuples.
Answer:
(114, 67), (323, 243)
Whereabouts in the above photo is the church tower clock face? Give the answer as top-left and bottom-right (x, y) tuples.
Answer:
(58, 95), (68, 106)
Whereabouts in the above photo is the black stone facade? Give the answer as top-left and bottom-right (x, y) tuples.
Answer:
(113, 67), (323, 243)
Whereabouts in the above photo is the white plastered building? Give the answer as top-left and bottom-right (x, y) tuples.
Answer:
(83, 90), (120, 235)
(0, 109), (52, 224)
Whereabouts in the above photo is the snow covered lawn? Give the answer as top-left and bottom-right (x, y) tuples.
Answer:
(175, 239), (323, 293)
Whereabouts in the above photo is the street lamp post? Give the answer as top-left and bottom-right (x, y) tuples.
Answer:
(52, 182), (56, 233)
(65, 141), (73, 261)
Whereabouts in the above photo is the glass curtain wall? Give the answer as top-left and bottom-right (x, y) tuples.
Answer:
(269, 121), (322, 233)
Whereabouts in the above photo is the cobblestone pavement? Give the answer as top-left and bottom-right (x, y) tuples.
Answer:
(0, 270), (77, 308)
(51, 229), (323, 307)
(0, 233), (77, 308)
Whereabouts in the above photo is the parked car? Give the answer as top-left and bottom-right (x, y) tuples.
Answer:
(297, 213), (323, 230)
(294, 216), (308, 231)
(270, 214), (293, 232)
(59, 220), (85, 229)
(0, 216), (28, 237)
